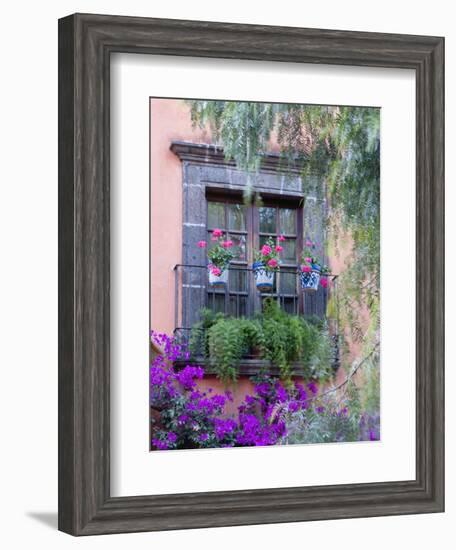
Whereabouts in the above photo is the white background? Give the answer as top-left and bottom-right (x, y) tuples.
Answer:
(0, 1), (452, 549)
(111, 55), (416, 496)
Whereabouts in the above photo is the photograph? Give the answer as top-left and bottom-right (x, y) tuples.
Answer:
(0, 2), (445, 542)
(149, 98), (381, 451)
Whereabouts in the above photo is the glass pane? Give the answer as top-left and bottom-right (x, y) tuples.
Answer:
(281, 238), (296, 262)
(227, 203), (246, 231)
(229, 295), (247, 317)
(229, 268), (247, 292)
(229, 233), (247, 261)
(207, 292), (225, 314)
(207, 202), (225, 229)
(280, 208), (297, 235)
(280, 271), (297, 294)
(259, 207), (276, 233)
(282, 297), (297, 315)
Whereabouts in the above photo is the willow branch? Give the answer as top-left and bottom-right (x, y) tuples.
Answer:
(310, 342), (380, 404)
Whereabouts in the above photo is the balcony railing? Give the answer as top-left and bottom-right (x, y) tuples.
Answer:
(172, 263), (340, 371)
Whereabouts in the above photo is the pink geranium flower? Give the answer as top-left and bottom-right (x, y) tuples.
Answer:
(212, 228), (223, 238)
(304, 257), (312, 263)
(301, 265), (311, 273)
(267, 258), (278, 268)
(305, 240), (313, 247)
(320, 277), (328, 288)
(278, 235), (286, 242)
(261, 244), (272, 256)
(211, 267), (222, 276)
(275, 245), (283, 252)
(197, 240), (207, 248)
(222, 240), (233, 248)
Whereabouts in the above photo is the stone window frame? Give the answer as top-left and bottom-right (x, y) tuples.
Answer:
(170, 141), (328, 331)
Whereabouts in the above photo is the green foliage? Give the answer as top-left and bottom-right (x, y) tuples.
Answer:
(283, 384), (362, 445)
(188, 308), (224, 358)
(284, 401), (361, 444)
(261, 298), (332, 381)
(189, 300), (333, 384)
(207, 318), (247, 383)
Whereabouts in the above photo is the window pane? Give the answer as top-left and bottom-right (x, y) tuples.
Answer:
(207, 202), (225, 229)
(280, 271), (297, 294)
(229, 268), (247, 292)
(227, 203), (246, 231)
(229, 295), (247, 317)
(279, 208), (297, 235)
(259, 207), (276, 233)
(282, 297), (297, 315)
(229, 233), (247, 261)
(281, 238), (296, 262)
(207, 292), (225, 314)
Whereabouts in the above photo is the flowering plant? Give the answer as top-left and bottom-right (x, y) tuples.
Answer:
(253, 236), (284, 272)
(300, 239), (322, 273)
(319, 264), (331, 289)
(197, 229), (236, 275)
(150, 331), (378, 450)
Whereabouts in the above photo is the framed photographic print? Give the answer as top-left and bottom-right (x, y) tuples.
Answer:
(58, 13), (444, 535)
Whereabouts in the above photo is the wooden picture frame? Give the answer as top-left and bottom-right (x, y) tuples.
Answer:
(58, 13), (444, 535)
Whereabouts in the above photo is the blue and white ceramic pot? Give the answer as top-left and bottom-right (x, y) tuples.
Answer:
(300, 263), (321, 291)
(253, 261), (275, 291)
(208, 266), (229, 285)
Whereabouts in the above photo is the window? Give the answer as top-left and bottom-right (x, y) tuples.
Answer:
(206, 195), (303, 316)
(207, 199), (249, 317)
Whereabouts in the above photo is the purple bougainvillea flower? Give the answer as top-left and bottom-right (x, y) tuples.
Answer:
(224, 389), (234, 402)
(288, 400), (300, 413)
(214, 418), (237, 440)
(275, 382), (288, 402)
(176, 365), (204, 390)
(244, 394), (256, 407)
(152, 438), (169, 451)
(369, 430), (379, 441)
(307, 381), (318, 395)
(254, 382), (270, 398)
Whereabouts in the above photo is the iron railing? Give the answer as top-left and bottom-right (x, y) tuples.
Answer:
(172, 263), (340, 369)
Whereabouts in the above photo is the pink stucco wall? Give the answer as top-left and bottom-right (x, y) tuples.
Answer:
(150, 98), (212, 335)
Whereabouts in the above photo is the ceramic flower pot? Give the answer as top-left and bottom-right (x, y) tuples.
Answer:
(208, 266), (228, 285)
(253, 261), (275, 291)
(300, 263), (321, 291)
